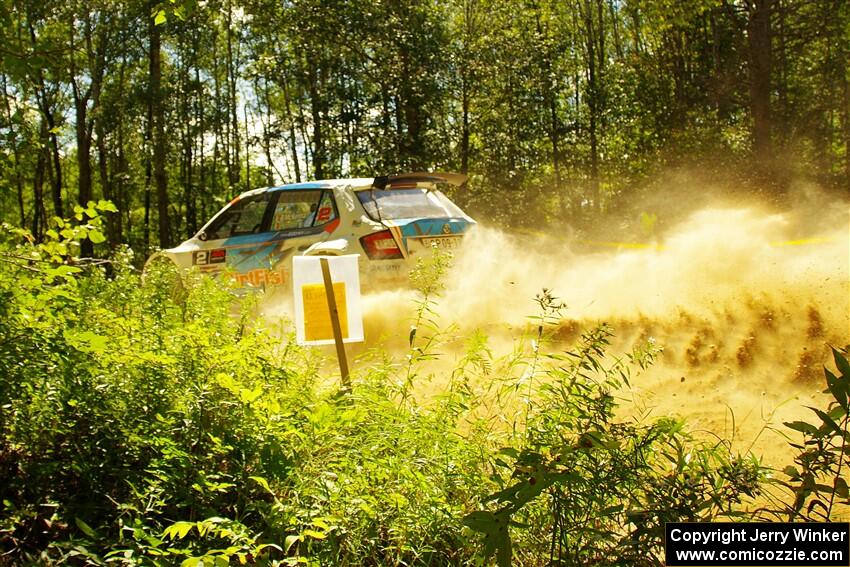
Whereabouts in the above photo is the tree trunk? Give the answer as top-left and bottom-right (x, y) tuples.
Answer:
(506, 73), (517, 186)
(43, 101), (64, 219)
(841, 67), (850, 195)
(747, 0), (773, 165)
(114, 56), (127, 244)
(608, 0), (624, 59)
(27, 20), (65, 218)
(70, 9), (110, 257)
(260, 77), (275, 186)
(75, 96), (95, 257)
(775, 0), (788, 146)
(244, 104), (250, 189)
(96, 122), (120, 247)
(226, 0), (241, 190)
(149, 13), (170, 248)
(307, 59), (325, 179)
(116, 122), (127, 245)
(212, 28), (223, 200)
(143, 102), (153, 253)
(381, 83), (392, 171)
(533, 5), (562, 192)
(400, 51), (422, 169)
(116, 78), (128, 247)
(195, 42), (206, 223)
(550, 94), (562, 186)
(2, 73), (26, 228)
(33, 140), (47, 240)
(583, 0), (601, 212)
(627, 2), (643, 55)
(295, 82), (313, 178)
(281, 74), (301, 183)
(180, 33), (196, 238)
(394, 93), (404, 168)
(461, 80), (470, 175)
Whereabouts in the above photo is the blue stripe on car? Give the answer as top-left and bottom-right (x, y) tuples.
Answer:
(267, 182), (328, 191)
(396, 219), (470, 237)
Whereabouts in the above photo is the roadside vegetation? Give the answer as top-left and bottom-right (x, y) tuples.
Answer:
(1, 214), (847, 566)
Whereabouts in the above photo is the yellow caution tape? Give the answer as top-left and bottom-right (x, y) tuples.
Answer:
(513, 228), (839, 250)
(575, 236), (838, 250)
(575, 239), (665, 250)
(769, 237), (837, 247)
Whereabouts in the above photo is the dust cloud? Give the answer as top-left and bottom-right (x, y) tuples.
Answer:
(357, 193), (849, 468)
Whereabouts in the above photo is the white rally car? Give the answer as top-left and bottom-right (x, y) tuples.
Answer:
(145, 172), (475, 290)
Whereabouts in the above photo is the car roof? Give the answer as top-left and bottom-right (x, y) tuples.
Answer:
(236, 178), (374, 199)
(235, 173), (468, 200)
(272, 178), (377, 191)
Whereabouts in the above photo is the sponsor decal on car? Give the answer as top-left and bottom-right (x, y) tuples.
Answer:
(193, 248), (226, 265)
(233, 267), (288, 287)
(316, 206), (333, 223)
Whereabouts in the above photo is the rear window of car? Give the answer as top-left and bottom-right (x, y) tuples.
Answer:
(356, 189), (466, 221)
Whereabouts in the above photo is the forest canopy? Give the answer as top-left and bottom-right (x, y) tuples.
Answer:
(1, 0), (848, 252)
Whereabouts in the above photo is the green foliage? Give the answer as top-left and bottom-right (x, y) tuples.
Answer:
(777, 347), (850, 521)
(402, 246), (455, 402)
(0, 219), (490, 565)
(0, 211), (307, 563)
(464, 320), (764, 567)
(0, 217), (841, 565)
(151, 0), (192, 26)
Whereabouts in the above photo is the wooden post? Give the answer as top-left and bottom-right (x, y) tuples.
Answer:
(320, 257), (351, 391)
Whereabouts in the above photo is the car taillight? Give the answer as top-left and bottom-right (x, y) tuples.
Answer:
(360, 230), (404, 260)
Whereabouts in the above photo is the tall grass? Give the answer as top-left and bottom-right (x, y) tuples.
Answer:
(0, 216), (847, 566)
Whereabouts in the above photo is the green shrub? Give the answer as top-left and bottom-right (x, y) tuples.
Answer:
(0, 215), (491, 565)
(776, 347), (850, 522)
(464, 319), (765, 567)
(5, 213), (839, 567)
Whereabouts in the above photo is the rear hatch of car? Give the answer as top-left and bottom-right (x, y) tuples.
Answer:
(355, 187), (475, 259)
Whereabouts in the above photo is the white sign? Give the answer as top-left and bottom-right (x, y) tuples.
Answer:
(292, 255), (364, 346)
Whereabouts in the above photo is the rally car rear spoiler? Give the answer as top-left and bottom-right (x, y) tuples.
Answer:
(370, 172), (468, 190)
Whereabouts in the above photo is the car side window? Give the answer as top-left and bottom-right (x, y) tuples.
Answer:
(205, 193), (272, 240)
(270, 190), (328, 231)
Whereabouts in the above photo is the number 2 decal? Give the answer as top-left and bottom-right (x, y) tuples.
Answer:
(193, 249), (226, 265)
(316, 206), (332, 223)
